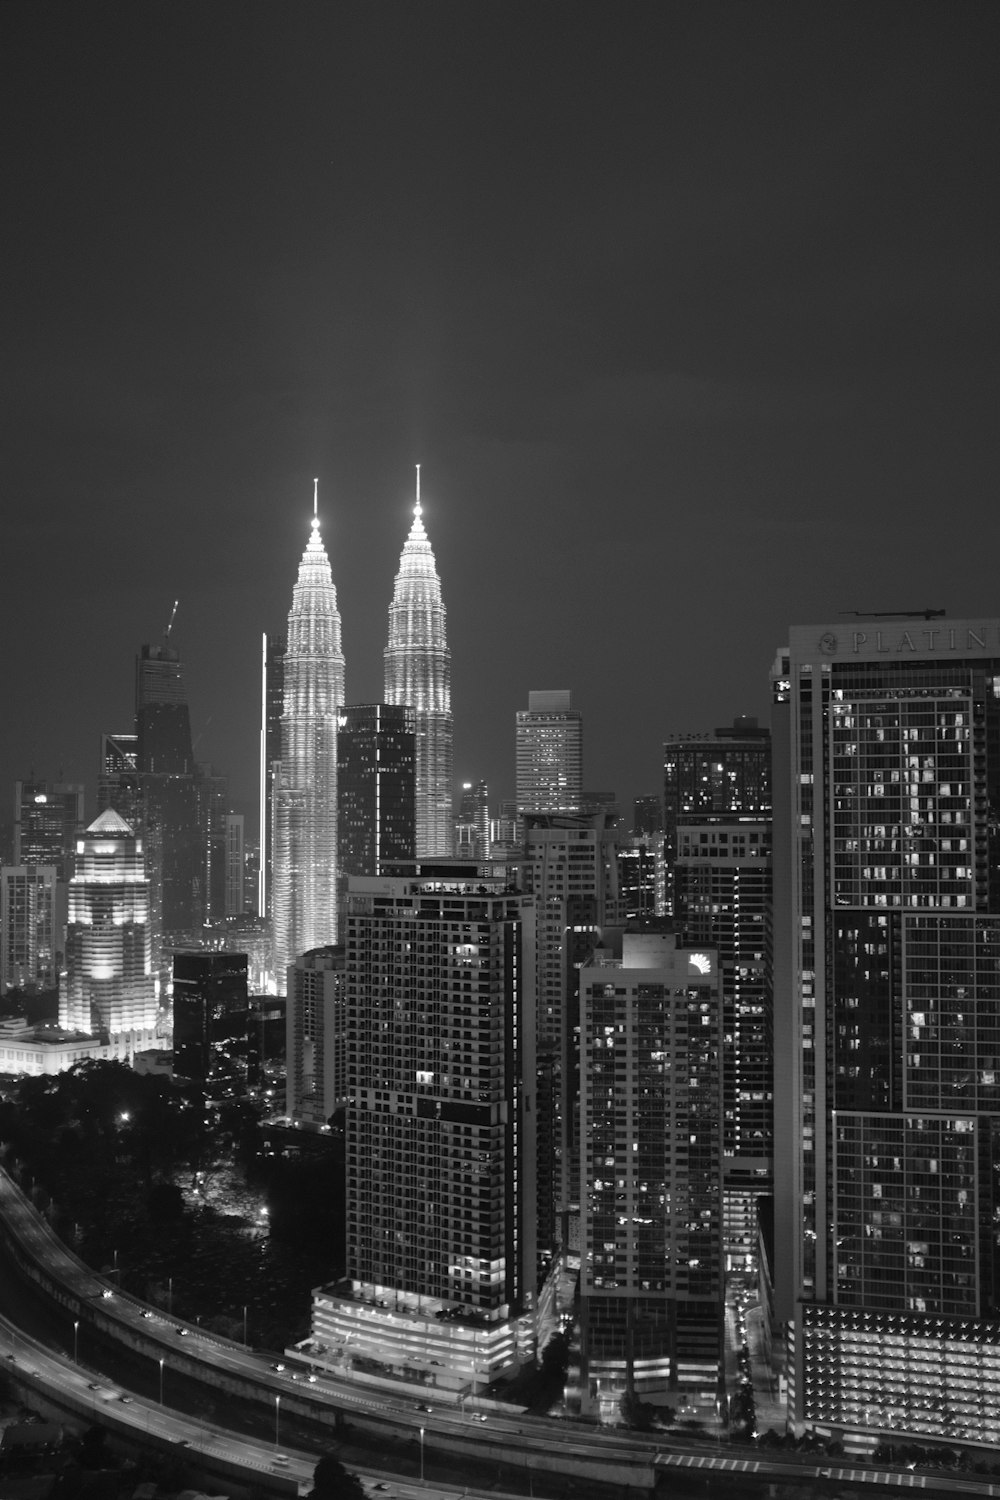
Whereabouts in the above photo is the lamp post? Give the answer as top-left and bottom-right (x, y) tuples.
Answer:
(159, 1358), (164, 1405)
(419, 1426), (425, 1484)
(168, 1277), (173, 1316)
(274, 1394), (281, 1447)
(243, 1305), (248, 1348)
(73, 1320), (79, 1364)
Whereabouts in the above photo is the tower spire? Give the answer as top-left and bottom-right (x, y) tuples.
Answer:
(415, 463), (421, 517)
(313, 477), (319, 521)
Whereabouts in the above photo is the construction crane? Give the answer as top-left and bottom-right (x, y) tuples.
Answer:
(164, 600), (179, 641)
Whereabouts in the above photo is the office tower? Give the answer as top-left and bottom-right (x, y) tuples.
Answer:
(773, 615), (1000, 1452)
(616, 839), (659, 923)
(633, 795), (663, 839)
(135, 640), (201, 947)
(258, 632), (286, 921)
(172, 950), (250, 1088)
(61, 809), (157, 1038)
(665, 719), (773, 1279)
(286, 944), (345, 1126)
(272, 491), (345, 990)
(576, 932), (724, 1416)
(516, 691), (583, 819)
(489, 799), (521, 861)
(98, 733), (141, 826)
(225, 814), (245, 916)
(12, 779), (84, 980)
(454, 778), (489, 859)
(518, 813), (624, 1263)
(306, 867), (536, 1394)
(1, 866), (57, 994)
(383, 469), (453, 858)
(195, 763), (228, 924)
(337, 705), (415, 894)
(14, 780), (85, 878)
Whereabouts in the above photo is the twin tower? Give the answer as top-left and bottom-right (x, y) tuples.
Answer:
(270, 472), (452, 985)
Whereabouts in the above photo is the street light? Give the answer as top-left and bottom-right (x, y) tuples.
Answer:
(159, 1358), (164, 1405)
(419, 1426), (425, 1484)
(73, 1320), (79, 1364)
(274, 1394), (281, 1447)
(243, 1305), (248, 1348)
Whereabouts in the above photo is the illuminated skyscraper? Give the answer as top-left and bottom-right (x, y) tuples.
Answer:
(62, 809), (157, 1038)
(258, 631), (286, 921)
(272, 486), (345, 990)
(773, 615), (1000, 1453)
(383, 468), (453, 857)
(516, 691), (582, 819)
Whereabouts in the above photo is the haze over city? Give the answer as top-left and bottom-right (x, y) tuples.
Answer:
(4, 1), (998, 829)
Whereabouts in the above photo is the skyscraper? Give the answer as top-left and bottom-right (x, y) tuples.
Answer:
(773, 615), (1000, 1452)
(62, 809), (157, 1039)
(272, 486), (345, 990)
(576, 932), (724, 1416)
(337, 704), (415, 892)
(135, 639), (201, 951)
(286, 943), (345, 1126)
(383, 468), (453, 858)
(305, 867), (537, 1395)
(258, 631), (286, 921)
(516, 691), (583, 819)
(12, 779), (84, 980)
(0, 865), (56, 994)
(172, 949), (250, 1088)
(664, 719), (773, 1279)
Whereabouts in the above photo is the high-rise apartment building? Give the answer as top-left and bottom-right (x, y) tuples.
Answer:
(258, 632), (286, 921)
(337, 704), (416, 896)
(225, 813), (245, 916)
(272, 491), (345, 990)
(304, 867), (536, 1395)
(61, 809), (157, 1039)
(516, 691), (582, 819)
(773, 616), (1000, 1452)
(665, 719), (773, 1279)
(383, 470), (453, 858)
(518, 813), (624, 1263)
(576, 931), (724, 1416)
(286, 944), (345, 1126)
(454, 778), (490, 859)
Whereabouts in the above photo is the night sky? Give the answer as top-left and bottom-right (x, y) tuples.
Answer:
(4, 2), (998, 836)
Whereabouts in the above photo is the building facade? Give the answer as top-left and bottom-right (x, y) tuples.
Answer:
(286, 943), (346, 1125)
(301, 867), (536, 1396)
(337, 704), (416, 898)
(0, 866), (57, 994)
(516, 691), (583, 820)
(383, 473), (453, 858)
(61, 809), (157, 1040)
(172, 949), (250, 1089)
(272, 497), (345, 988)
(576, 932), (724, 1417)
(773, 616), (1000, 1453)
(258, 631), (286, 922)
(665, 719), (773, 1280)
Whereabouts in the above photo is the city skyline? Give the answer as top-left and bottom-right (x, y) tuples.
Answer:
(3, 5), (998, 829)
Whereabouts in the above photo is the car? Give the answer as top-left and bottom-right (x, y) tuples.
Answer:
(469, 1412), (487, 1421)
(87, 1382), (100, 1390)
(140, 1310), (153, 1319)
(272, 1361), (286, 1372)
(415, 1402), (433, 1413)
(273, 1453), (290, 1466)
(307, 1373), (318, 1383)
(374, 1486), (390, 1492)
(176, 1326), (189, 1336)
(118, 1394), (132, 1404)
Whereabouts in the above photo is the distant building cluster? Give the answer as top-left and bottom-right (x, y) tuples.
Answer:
(3, 485), (1000, 1455)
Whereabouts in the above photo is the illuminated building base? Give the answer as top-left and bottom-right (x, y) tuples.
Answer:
(296, 1279), (535, 1397)
(794, 1305), (1000, 1452)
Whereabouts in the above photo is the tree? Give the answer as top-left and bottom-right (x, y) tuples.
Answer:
(310, 1453), (366, 1500)
(619, 1391), (657, 1431)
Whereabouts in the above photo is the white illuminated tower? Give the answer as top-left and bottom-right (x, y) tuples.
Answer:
(272, 483), (346, 990)
(383, 467), (453, 857)
(62, 809), (157, 1037)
